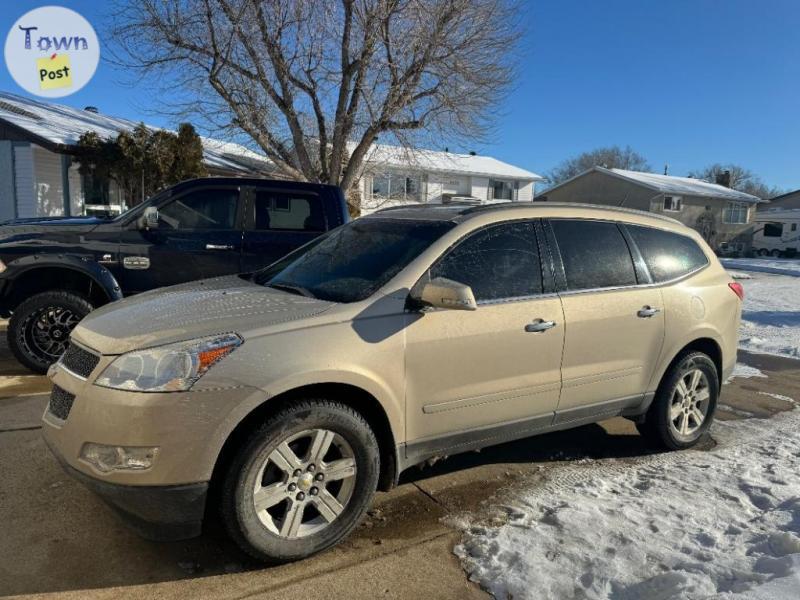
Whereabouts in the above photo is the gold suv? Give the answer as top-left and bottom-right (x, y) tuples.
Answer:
(43, 203), (742, 562)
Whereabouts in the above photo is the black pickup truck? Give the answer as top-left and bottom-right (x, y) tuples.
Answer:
(0, 177), (349, 372)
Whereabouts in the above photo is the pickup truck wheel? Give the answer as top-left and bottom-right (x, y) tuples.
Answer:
(221, 399), (380, 563)
(8, 291), (93, 373)
(637, 352), (719, 450)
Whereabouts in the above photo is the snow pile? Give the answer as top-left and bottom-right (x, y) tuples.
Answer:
(728, 363), (766, 380)
(454, 410), (800, 599)
(721, 259), (800, 360)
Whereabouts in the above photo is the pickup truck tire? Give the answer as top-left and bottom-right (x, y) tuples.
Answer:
(8, 291), (93, 374)
(221, 399), (380, 563)
(636, 351), (719, 450)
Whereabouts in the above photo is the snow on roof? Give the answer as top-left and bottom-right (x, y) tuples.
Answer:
(361, 142), (543, 181)
(0, 91), (273, 175)
(604, 167), (764, 203)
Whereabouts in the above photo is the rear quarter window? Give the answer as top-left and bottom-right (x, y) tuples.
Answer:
(626, 224), (709, 282)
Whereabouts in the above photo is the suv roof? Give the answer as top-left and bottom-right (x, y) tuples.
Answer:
(366, 201), (683, 227)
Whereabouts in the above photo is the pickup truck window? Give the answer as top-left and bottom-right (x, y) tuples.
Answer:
(159, 189), (239, 230)
(254, 190), (325, 232)
(256, 218), (455, 303)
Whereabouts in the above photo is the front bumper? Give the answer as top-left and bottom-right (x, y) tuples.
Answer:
(46, 437), (208, 541)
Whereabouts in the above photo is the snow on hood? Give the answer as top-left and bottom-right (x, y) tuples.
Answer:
(71, 276), (336, 354)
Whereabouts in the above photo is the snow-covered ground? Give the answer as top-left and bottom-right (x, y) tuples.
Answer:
(454, 409), (800, 599)
(722, 258), (800, 360)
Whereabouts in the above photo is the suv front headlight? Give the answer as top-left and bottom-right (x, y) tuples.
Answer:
(95, 333), (242, 392)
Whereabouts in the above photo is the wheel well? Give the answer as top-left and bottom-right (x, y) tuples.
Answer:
(5, 267), (112, 311)
(668, 338), (723, 388)
(208, 383), (398, 507)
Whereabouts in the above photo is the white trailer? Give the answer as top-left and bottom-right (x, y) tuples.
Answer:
(752, 209), (800, 257)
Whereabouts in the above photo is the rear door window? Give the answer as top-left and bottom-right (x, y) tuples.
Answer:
(254, 190), (325, 231)
(626, 225), (709, 282)
(430, 221), (543, 302)
(551, 220), (637, 290)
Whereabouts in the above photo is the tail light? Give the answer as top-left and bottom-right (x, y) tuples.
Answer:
(728, 282), (744, 300)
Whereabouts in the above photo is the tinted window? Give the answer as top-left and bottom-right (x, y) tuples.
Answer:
(431, 221), (542, 301)
(254, 190), (324, 231)
(158, 189), (238, 230)
(257, 218), (454, 303)
(763, 222), (783, 238)
(551, 220), (637, 290)
(627, 225), (709, 282)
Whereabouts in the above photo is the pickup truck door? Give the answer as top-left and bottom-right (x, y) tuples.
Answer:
(119, 185), (244, 292)
(241, 186), (329, 272)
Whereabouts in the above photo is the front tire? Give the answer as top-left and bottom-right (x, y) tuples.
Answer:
(221, 399), (380, 563)
(8, 291), (93, 373)
(637, 352), (719, 450)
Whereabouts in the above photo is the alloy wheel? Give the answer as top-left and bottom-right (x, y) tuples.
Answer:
(668, 368), (711, 438)
(21, 305), (81, 363)
(252, 428), (357, 539)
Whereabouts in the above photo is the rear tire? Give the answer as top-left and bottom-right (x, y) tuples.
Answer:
(637, 352), (719, 450)
(771, 249), (782, 258)
(757, 248), (769, 257)
(221, 399), (380, 563)
(8, 291), (93, 373)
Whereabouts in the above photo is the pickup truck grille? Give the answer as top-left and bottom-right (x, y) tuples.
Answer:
(48, 385), (75, 421)
(61, 343), (100, 379)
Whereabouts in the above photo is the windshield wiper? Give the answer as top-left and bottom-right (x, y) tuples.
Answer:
(267, 283), (315, 298)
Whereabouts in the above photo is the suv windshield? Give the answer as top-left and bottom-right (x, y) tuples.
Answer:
(254, 218), (455, 303)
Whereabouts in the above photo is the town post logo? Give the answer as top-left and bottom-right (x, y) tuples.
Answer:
(5, 6), (99, 98)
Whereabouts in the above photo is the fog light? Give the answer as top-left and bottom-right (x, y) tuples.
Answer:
(80, 443), (158, 473)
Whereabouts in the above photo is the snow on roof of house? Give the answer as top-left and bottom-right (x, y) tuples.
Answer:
(0, 91), (273, 175)
(603, 167), (764, 203)
(362, 142), (543, 181)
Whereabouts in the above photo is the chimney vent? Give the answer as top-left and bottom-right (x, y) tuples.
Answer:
(84, 106), (99, 113)
(469, 151), (477, 156)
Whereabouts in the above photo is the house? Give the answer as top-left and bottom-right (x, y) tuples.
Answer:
(0, 92), (273, 221)
(759, 189), (800, 211)
(538, 166), (765, 253)
(0, 91), (543, 221)
(358, 144), (543, 213)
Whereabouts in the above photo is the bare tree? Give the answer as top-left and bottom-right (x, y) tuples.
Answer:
(547, 145), (650, 186)
(109, 0), (522, 212)
(688, 163), (783, 200)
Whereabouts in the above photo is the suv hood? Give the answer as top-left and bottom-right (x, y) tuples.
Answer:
(71, 276), (337, 354)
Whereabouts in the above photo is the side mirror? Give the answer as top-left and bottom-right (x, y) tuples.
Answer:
(138, 206), (159, 230)
(410, 277), (478, 311)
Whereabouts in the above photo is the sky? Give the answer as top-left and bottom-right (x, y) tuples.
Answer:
(1, 0), (798, 190)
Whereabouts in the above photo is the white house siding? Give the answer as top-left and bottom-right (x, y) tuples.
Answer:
(13, 144), (34, 218)
(0, 141), (15, 222)
(470, 176), (490, 201)
(68, 161), (84, 215)
(426, 174), (470, 202)
(518, 181), (534, 202)
(31, 145), (65, 217)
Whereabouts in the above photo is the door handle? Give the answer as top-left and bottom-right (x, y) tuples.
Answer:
(525, 319), (557, 333)
(637, 306), (661, 318)
(205, 244), (235, 251)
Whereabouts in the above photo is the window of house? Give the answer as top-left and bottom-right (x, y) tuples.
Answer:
(254, 191), (324, 231)
(763, 222), (784, 238)
(627, 225), (709, 282)
(158, 188), (238, 230)
(370, 172), (421, 202)
(430, 221), (542, 302)
(791, 223), (797, 232)
(663, 195), (682, 212)
(551, 220), (637, 290)
(723, 202), (749, 224)
(489, 179), (515, 201)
